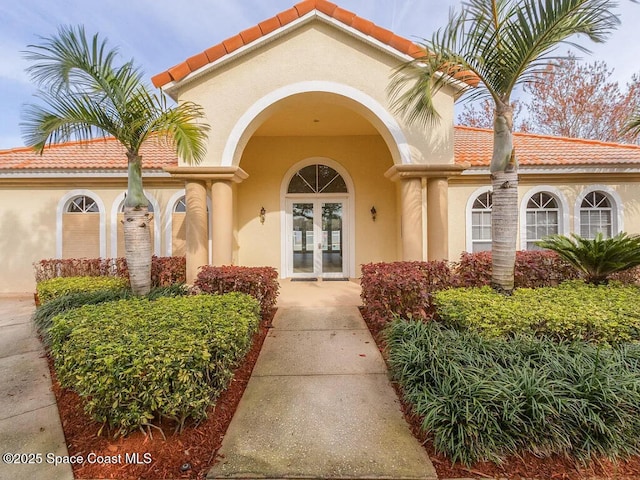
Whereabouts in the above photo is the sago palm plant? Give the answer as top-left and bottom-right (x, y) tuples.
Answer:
(536, 232), (640, 284)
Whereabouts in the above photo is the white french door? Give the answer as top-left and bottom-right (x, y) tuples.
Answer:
(286, 198), (348, 278)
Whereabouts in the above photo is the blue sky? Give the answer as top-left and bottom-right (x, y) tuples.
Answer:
(1, 0), (638, 149)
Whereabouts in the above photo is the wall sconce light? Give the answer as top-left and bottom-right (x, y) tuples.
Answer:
(259, 206), (266, 224)
(370, 206), (377, 222)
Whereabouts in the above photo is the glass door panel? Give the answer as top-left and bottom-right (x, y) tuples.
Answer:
(292, 203), (314, 273)
(322, 202), (343, 274)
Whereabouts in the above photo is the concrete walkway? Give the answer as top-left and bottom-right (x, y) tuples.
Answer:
(0, 295), (73, 480)
(208, 280), (437, 479)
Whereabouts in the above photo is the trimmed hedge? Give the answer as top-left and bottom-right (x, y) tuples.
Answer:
(385, 319), (640, 466)
(36, 276), (129, 305)
(194, 265), (279, 314)
(433, 281), (640, 344)
(49, 293), (260, 436)
(361, 252), (582, 327)
(360, 261), (452, 325)
(454, 250), (579, 288)
(33, 256), (186, 287)
(33, 284), (187, 345)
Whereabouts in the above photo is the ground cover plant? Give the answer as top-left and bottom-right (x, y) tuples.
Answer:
(33, 284), (187, 345)
(36, 276), (129, 304)
(49, 293), (260, 437)
(433, 281), (640, 344)
(385, 319), (640, 467)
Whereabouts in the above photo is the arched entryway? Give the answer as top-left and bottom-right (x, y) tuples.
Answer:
(281, 159), (355, 279)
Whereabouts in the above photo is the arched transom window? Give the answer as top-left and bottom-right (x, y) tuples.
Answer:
(525, 192), (559, 249)
(67, 195), (99, 213)
(287, 164), (348, 194)
(580, 191), (612, 238)
(174, 196), (187, 213)
(471, 191), (492, 252)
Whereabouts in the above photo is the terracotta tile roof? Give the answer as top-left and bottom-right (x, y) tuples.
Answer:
(455, 126), (640, 167)
(3, 128), (640, 172)
(151, 0), (478, 89)
(0, 138), (178, 171)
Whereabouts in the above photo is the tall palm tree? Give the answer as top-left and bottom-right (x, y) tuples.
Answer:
(22, 26), (209, 295)
(389, 0), (619, 293)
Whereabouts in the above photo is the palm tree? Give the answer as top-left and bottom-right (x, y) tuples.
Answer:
(22, 26), (209, 295)
(623, 110), (640, 138)
(389, 0), (619, 293)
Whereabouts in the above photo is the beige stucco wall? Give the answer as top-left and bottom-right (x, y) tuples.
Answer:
(448, 177), (640, 261)
(173, 20), (456, 167)
(236, 135), (397, 275)
(0, 184), (185, 293)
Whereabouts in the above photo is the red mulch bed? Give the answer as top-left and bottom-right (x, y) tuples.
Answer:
(47, 308), (274, 480)
(360, 307), (640, 480)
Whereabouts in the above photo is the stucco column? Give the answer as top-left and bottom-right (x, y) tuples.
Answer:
(400, 178), (424, 261)
(211, 180), (233, 265)
(427, 177), (449, 260)
(185, 180), (208, 283)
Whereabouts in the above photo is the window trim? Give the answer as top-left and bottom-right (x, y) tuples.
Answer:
(574, 185), (623, 238)
(519, 186), (569, 250)
(56, 190), (106, 259)
(465, 186), (493, 252)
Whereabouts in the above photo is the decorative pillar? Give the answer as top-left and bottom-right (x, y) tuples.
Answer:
(386, 163), (468, 263)
(399, 178), (424, 261)
(165, 166), (249, 277)
(184, 180), (208, 283)
(427, 177), (449, 260)
(211, 180), (234, 265)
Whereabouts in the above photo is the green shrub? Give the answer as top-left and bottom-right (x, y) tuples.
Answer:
(49, 293), (259, 436)
(36, 276), (129, 304)
(537, 233), (640, 284)
(33, 284), (188, 344)
(433, 281), (640, 344)
(385, 319), (640, 466)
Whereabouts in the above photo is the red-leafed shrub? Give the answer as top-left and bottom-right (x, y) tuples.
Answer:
(151, 256), (186, 287)
(34, 256), (186, 287)
(194, 266), (279, 314)
(453, 250), (579, 288)
(360, 261), (452, 326)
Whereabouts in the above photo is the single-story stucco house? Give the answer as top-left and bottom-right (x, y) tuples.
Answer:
(1, 0), (640, 293)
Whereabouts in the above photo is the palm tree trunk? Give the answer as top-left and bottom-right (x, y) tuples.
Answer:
(123, 153), (152, 295)
(490, 104), (518, 293)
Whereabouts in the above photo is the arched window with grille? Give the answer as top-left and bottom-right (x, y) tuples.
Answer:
(579, 190), (613, 238)
(61, 194), (101, 258)
(468, 189), (492, 252)
(524, 192), (559, 249)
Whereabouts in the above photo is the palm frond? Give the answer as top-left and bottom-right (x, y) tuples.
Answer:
(622, 110), (640, 138)
(536, 232), (640, 284)
(389, 0), (620, 127)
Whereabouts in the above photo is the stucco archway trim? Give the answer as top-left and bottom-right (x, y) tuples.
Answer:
(222, 81), (412, 167)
